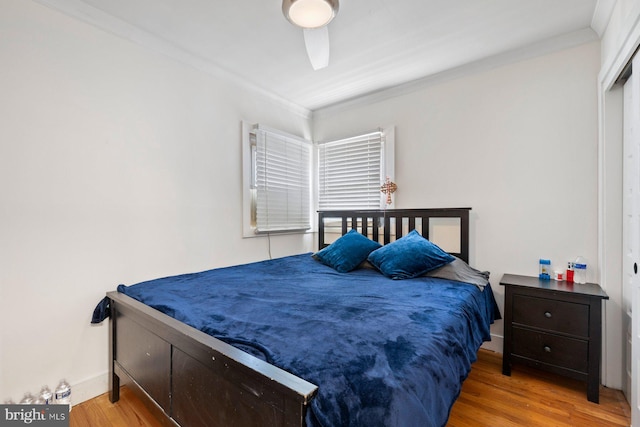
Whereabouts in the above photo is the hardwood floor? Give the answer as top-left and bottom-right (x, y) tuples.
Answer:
(70, 350), (630, 426)
(448, 350), (630, 427)
(70, 387), (162, 427)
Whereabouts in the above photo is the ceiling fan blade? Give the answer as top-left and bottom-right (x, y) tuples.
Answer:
(303, 27), (330, 70)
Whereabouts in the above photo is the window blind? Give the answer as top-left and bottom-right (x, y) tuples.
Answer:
(318, 131), (384, 210)
(252, 126), (311, 233)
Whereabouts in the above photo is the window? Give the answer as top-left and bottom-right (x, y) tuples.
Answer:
(317, 127), (394, 210)
(243, 123), (312, 235)
(242, 123), (394, 237)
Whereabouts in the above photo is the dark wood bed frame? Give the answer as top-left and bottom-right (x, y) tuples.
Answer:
(107, 208), (471, 427)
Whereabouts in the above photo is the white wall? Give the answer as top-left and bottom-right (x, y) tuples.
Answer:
(314, 41), (601, 352)
(0, 0), (314, 403)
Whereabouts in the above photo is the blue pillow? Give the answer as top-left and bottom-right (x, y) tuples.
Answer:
(367, 229), (455, 279)
(313, 229), (382, 273)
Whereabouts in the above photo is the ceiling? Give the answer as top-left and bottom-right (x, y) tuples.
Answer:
(35, 0), (613, 111)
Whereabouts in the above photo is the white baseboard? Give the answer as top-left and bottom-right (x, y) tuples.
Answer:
(72, 372), (109, 406)
(481, 333), (503, 354)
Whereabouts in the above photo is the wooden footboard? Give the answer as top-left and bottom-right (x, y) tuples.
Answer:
(108, 291), (318, 427)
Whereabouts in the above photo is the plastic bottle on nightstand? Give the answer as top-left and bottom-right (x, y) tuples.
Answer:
(574, 256), (587, 284)
(539, 259), (551, 280)
(566, 262), (575, 282)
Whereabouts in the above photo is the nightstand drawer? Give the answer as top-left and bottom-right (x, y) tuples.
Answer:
(512, 327), (588, 373)
(512, 294), (589, 337)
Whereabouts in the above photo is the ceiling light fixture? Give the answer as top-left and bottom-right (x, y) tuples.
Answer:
(282, 0), (339, 29)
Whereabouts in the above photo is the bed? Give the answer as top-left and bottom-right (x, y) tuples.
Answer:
(93, 208), (499, 427)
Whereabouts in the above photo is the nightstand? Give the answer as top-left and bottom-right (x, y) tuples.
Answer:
(500, 273), (609, 403)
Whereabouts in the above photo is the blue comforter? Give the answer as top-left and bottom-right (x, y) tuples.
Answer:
(116, 253), (497, 427)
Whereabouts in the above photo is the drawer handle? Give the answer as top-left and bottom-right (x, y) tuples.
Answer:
(544, 311), (552, 318)
(544, 346), (551, 353)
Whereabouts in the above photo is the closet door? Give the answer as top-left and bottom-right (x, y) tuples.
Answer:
(623, 53), (640, 426)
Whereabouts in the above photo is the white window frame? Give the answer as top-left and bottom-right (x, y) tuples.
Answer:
(242, 123), (395, 237)
(242, 121), (313, 237)
(316, 126), (395, 211)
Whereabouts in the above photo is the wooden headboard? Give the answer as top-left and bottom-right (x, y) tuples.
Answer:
(318, 208), (471, 263)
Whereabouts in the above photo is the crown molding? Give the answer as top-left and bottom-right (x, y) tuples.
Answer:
(30, 0), (601, 121)
(31, 0), (313, 120)
(591, 0), (616, 38)
(313, 28), (599, 119)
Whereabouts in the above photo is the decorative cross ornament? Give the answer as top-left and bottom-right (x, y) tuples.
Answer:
(380, 177), (397, 205)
